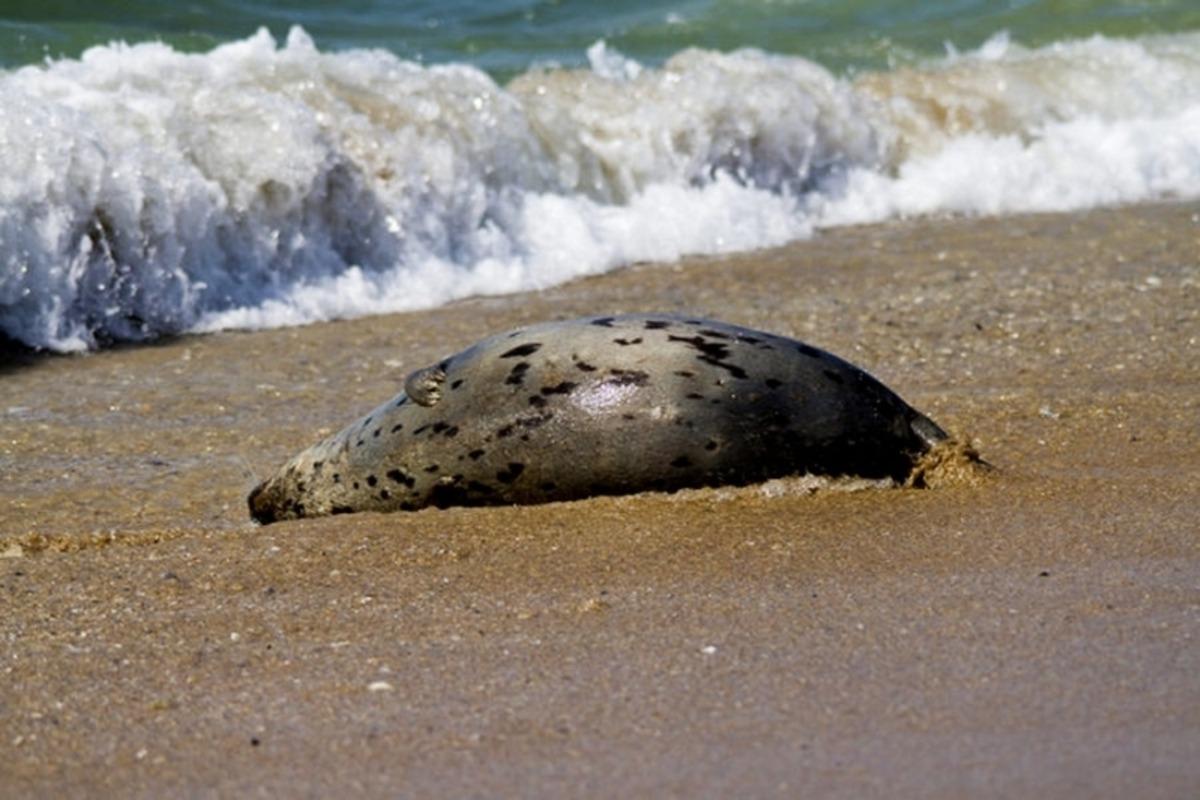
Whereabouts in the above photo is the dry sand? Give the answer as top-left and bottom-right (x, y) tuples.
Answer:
(2, 201), (1198, 798)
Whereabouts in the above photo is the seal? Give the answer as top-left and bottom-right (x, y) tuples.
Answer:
(248, 313), (948, 523)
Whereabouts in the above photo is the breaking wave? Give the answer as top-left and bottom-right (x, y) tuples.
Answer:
(2, 28), (1198, 351)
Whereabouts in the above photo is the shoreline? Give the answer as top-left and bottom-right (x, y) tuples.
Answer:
(2, 200), (1198, 797)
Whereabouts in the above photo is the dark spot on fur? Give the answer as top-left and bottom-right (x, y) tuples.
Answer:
(400, 501), (419, 511)
(605, 368), (650, 387)
(412, 424), (430, 436)
(379, 489), (391, 500)
(823, 369), (844, 385)
(539, 481), (558, 492)
(698, 329), (731, 340)
(395, 397), (407, 408)
(575, 361), (597, 372)
(332, 505), (353, 515)
(425, 465), (439, 473)
(505, 362), (531, 385)
(443, 425), (459, 438)
(332, 473), (341, 484)
(685, 320), (703, 326)
(373, 428), (381, 438)
(765, 378), (783, 389)
(391, 423), (404, 433)
(705, 440), (719, 451)
(497, 424), (515, 438)
(496, 462), (525, 483)
(356, 440), (364, 447)
(669, 333), (728, 360)
(500, 342), (542, 358)
(644, 320), (671, 330)
(541, 381), (577, 395)
(366, 475), (377, 487)
(312, 461), (324, 472)
(529, 395), (548, 408)
(797, 343), (822, 359)
(386, 469), (415, 488)
(353, 481), (360, 490)
(450, 379), (464, 390)
(518, 411), (554, 429)
(671, 456), (693, 468)
(468, 449), (486, 460)
(737, 335), (761, 344)
(674, 370), (695, 378)
(613, 337), (643, 346)
(685, 392), (705, 400)
(699, 355), (748, 379)
(467, 481), (495, 494)
(621, 413), (636, 420)
(669, 334), (751, 377)
(432, 421), (449, 433)
(591, 317), (615, 327)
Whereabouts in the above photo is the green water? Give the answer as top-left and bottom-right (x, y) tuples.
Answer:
(1, 0), (1198, 76)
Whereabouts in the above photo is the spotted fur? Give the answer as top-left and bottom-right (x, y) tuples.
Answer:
(248, 314), (947, 523)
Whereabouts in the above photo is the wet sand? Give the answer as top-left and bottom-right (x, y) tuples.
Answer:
(2, 201), (1199, 798)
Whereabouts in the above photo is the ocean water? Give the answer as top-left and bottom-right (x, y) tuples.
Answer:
(2, 2), (1199, 351)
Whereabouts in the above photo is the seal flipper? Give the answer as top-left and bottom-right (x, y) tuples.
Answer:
(405, 364), (447, 407)
(909, 412), (949, 449)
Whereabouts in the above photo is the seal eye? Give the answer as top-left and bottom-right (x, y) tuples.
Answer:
(405, 364), (447, 407)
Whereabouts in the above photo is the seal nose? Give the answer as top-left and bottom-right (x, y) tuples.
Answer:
(247, 481), (278, 525)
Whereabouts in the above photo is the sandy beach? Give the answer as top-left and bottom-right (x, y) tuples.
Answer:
(2, 200), (1198, 797)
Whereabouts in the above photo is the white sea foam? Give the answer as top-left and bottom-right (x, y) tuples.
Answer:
(816, 105), (1200, 224)
(820, 32), (1200, 221)
(1, 28), (1199, 351)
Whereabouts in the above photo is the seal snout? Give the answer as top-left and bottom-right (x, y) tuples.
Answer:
(247, 481), (278, 525)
